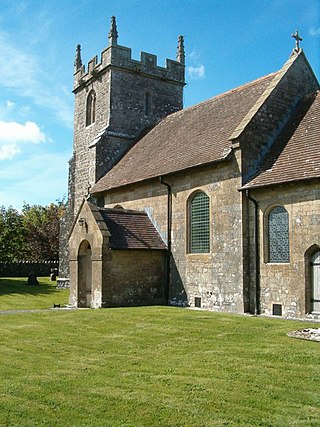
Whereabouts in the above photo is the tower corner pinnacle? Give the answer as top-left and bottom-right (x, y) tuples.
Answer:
(108, 16), (118, 47)
(176, 35), (185, 65)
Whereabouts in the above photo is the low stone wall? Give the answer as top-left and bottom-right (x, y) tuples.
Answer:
(0, 261), (59, 278)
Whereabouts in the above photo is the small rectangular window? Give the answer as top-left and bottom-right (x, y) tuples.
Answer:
(272, 304), (282, 316)
(195, 297), (201, 308)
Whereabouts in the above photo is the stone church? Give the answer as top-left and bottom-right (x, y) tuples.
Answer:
(60, 17), (320, 319)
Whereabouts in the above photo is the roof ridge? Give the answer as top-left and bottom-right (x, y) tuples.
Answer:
(168, 71), (279, 119)
(100, 207), (147, 215)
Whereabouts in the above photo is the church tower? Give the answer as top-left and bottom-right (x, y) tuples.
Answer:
(59, 17), (185, 279)
(71, 16), (185, 213)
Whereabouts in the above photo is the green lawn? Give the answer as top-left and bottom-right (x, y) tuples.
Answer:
(0, 277), (69, 310)
(0, 280), (319, 426)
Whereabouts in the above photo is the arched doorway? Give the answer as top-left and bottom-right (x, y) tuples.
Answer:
(78, 240), (92, 307)
(311, 251), (320, 314)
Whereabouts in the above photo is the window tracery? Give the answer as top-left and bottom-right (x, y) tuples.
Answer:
(268, 206), (289, 263)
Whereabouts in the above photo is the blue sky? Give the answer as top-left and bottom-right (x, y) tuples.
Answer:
(0, 0), (319, 209)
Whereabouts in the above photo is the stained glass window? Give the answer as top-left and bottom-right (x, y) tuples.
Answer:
(268, 206), (289, 263)
(189, 192), (210, 253)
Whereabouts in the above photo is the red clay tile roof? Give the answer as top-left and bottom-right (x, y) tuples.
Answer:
(242, 91), (320, 189)
(91, 73), (276, 193)
(99, 208), (167, 250)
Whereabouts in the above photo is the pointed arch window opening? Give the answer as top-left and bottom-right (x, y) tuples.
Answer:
(267, 206), (290, 263)
(77, 240), (92, 308)
(189, 191), (210, 254)
(86, 90), (96, 127)
(145, 92), (152, 116)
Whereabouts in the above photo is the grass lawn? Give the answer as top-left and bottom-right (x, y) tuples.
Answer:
(0, 277), (69, 310)
(0, 280), (319, 426)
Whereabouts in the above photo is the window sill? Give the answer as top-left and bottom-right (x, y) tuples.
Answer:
(187, 252), (211, 257)
(85, 122), (95, 129)
(265, 262), (290, 265)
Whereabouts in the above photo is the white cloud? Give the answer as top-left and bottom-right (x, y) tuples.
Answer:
(187, 65), (206, 79)
(0, 120), (46, 160)
(187, 48), (206, 80)
(188, 49), (201, 62)
(0, 143), (21, 160)
(0, 100), (15, 121)
(0, 31), (73, 128)
(309, 27), (320, 36)
(5, 100), (15, 109)
(0, 121), (46, 144)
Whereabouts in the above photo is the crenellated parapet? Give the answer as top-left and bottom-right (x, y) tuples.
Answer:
(74, 17), (185, 91)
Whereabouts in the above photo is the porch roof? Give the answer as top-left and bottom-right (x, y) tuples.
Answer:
(98, 207), (167, 250)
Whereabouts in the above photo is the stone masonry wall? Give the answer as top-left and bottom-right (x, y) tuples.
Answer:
(72, 55), (184, 216)
(103, 157), (245, 313)
(73, 69), (112, 214)
(63, 36), (185, 284)
(110, 69), (183, 134)
(103, 249), (165, 307)
(239, 52), (319, 185)
(249, 181), (320, 318)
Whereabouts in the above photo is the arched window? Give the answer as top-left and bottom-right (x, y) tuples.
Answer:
(304, 245), (320, 314)
(268, 206), (289, 263)
(311, 250), (320, 313)
(145, 92), (151, 116)
(86, 90), (96, 126)
(189, 191), (210, 253)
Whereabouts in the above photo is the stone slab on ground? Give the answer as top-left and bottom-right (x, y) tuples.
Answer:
(287, 328), (320, 342)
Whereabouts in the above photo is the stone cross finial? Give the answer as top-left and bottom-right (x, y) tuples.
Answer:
(176, 35), (185, 65)
(291, 30), (302, 52)
(74, 44), (82, 72)
(108, 15), (118, 47)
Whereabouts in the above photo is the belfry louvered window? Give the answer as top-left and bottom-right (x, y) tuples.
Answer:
(189, 191), (210, 253)
(268, 206), (290, 263)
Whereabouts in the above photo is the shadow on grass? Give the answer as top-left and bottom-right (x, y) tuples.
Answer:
(0, 277), (58, 296)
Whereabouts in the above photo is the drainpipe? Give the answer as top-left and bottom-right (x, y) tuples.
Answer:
(159, 176), (172, 305)
(246, 190), (260, 315)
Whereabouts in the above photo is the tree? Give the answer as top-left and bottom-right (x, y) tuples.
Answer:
(0, 206), (26, 262)
(0, 201), (65, 262)
(22, 202), (65, 261)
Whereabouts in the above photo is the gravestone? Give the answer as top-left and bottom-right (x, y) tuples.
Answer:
(27, 271), (39, 286)
(50, 269), (58, 281)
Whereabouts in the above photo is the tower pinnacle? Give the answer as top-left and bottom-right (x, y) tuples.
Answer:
(176, 35), (185, 65)
(74, 44), (82, 72)
(108, 16), (118, 47)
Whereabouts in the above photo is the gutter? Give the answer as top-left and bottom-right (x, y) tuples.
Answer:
(245, 190), (261, 315)
(159, 176), (172, 305)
